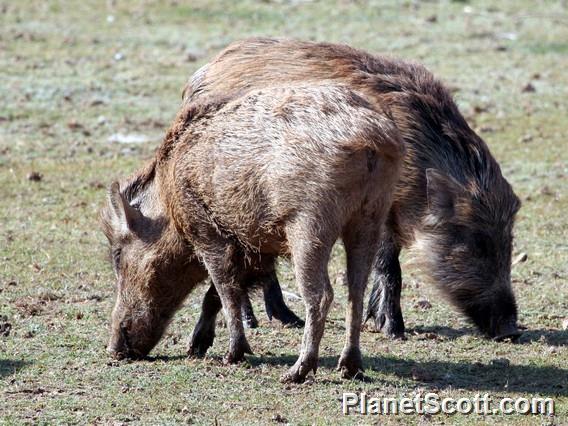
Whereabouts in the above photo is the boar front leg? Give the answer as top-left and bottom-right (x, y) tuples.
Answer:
(365, 235), (405, 339)
(188, 282), (222, 357)
(281, 228), (334, 384)
(337, 216), (382, 379)
(198, 242), (253, 364)
(188, 283), (260, 356)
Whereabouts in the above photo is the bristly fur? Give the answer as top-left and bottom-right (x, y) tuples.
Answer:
(157, 94), (234, 165)
(182, 37), (522, 339)
(182, 37), (521, 237)
(103, 80), (405, 381)
(100, 96), (233, 241)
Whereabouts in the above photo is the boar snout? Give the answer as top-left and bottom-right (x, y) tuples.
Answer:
(492, 318), (522, 342)
(473, 314), (521, 342)
(107, 318), (158, 360)
(107, 323), (143, 360)
(107, 337), (129, 360)
(463, 286), (519, 342)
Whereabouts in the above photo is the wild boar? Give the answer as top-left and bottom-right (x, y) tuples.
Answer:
(183, 38), (522, 341)
(101, 84), (404, 382)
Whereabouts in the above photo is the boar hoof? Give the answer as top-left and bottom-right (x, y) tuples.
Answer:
(242, 313), (259, 329)
(276, 312), (305, 329)
(187, 339), (213, 358)
(266, 306), (304, 328)
(337, 347), (364, 379)
(223, 352), (244, 365)
(280, 357), (318, 384)
(223, 337), (253, 364)
(187, 329), (215, 358)
(373, 311), (405, 340)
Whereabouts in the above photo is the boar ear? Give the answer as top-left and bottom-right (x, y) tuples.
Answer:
(425, 169), (464, 220)
(108, 181), (140, 233)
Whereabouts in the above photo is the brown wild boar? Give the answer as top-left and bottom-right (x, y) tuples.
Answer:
(183, 38), (522, 341)
(101, 84), (404, 382)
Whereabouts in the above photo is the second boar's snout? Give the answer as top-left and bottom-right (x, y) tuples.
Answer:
(107, 345), (127, 360)
(492, 318), (522, 342)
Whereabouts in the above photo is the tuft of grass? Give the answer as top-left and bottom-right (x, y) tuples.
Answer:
(1, 0), (567, 424)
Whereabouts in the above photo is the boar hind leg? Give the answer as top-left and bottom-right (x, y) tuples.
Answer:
(188, 282), (222, 357)
(242, 266), (305, 328)
(281, 231), (334, 384)
(337, 217), (382, 379)
(240, 293), (259, 329)
(365, 235), (405, 339)
(198, 243), (253, 364)
(262, 266), (304, 328)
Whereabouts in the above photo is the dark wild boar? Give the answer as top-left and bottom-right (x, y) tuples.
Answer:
(101, 84), (404, 382)
(183, 38), (522, 341)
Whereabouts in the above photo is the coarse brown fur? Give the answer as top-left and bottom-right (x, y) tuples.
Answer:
(183, 38), (522, 340)
(101, 84), (404, 382)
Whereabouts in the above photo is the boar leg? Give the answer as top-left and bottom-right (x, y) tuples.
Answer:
(337, 217), (381, 379)
(281, 232), (334, 384)
(198, 243), (253, 364)
(188, 276), (267, 357)
(262, 267), (305, 328)
(365, 235), (405, 339)
(188, 282), (222, 357)
(240, 293), (259, 329)
(241, 257), (303, 328)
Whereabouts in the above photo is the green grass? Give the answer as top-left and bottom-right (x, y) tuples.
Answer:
(1, 0), (567, 424)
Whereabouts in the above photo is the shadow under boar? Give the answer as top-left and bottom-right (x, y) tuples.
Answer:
(101, 84), (404, 382)
(183, 37), (522, 341)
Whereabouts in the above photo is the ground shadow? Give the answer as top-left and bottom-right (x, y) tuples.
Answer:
(408, 325), (472, 340)
(145, 354), (188, 362)
(248, 354), (568, 397)
(0, 359), (29, 379)
(249, 354), (340, 371)
(366, 355), (568, 397)
(518, 329), (568, 346)
(408, 326), (568, 346)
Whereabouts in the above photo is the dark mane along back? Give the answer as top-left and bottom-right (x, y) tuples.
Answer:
(372, 58), (498, 187)
(317, 39), (522, 228)
(382, 64), (521, 229)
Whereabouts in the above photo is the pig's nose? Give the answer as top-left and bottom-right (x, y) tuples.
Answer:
(493, 319), (522, 342)
(107, 344), (127, 360)
(107, 333), (128, 359)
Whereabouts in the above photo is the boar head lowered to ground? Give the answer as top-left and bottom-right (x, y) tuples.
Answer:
(101, 171), (207, 359)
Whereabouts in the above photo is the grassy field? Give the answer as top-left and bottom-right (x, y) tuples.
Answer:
(1, 0), (567, 424)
